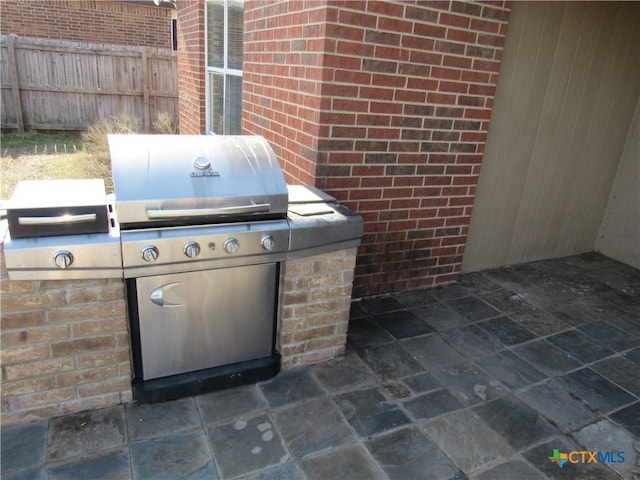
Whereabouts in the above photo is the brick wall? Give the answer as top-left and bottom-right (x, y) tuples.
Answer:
(177, 0), (207, 134)
(242, 1), (332, 184)
(0, 242), (132, 427)
(0, 0), (173, 49)
(279, 248), (357, 368)
(243, 0), (512, 297)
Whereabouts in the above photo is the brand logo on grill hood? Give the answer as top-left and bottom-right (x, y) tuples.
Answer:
(191, 156), (220, 177)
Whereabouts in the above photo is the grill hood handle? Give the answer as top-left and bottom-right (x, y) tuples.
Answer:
(146, 203), (270, 219)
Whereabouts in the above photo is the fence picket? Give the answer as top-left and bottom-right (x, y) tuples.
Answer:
(0, 35), (178, 132)
(6, 34), (24, 133)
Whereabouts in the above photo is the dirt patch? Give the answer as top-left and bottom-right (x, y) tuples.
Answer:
(1, 132), (112, 200)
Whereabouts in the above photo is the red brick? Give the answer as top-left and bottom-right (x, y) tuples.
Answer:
(434, 40), (466, 55)
(0, 1), (172, 49)
(438, 81), (469, 94)
(413, 23), (446, 38)
(453, 175), (480, 185)
(372, 74), (406, 88)
(405, 5), (439, 23)
(443, 55), (473, 69)
(334, 69), (372, 84)
(349, 189), (383, 200)
(464, 108), (493, 119)
(378, 17), (413, 34)
(366, 1), (404, 17)
(336, 40), (375, 57)
(473, 58), (502, 73)
(427, 92), (457, 104)
(333, 98), (368, 112)
(471, 18), (502, 34)
(446, 28), (477, 43)
(365, 30), (401, 46)
(431, 66), (462, 81)
(241, 0), (511, 297)
(323, 54), (362, 70)
(441, 13), (471, 28)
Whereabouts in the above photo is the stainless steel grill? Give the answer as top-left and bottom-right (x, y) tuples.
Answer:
(109, 135), (291, 279)
(4, 134), (363, 403)
(109, 134), (292, 402)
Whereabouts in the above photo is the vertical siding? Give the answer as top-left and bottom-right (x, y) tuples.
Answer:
(597, 98), (640, 269)
(462, 1), (640, 272)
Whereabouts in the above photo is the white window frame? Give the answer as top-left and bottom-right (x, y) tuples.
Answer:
(205, 0), (243, 135)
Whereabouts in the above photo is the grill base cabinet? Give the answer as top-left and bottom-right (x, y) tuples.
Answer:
(126, 263), (281, 403)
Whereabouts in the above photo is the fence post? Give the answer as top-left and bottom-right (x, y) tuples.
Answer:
(142, 46), (151, 132)
(7, 34), (24, 133)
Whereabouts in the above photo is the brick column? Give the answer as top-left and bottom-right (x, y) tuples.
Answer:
(243, 1), (512, 297)
(0, 241), (132, 427)
(177, 0), (206, 134)
(243, 0), (331, 184)
(279, 247), (357, 367)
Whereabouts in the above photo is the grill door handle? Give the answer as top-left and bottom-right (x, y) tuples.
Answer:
(146, 204), (270, 219)
(18, 213), (97, 225)
(150, 282), (185, 307)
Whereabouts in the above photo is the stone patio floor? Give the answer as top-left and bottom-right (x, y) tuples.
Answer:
(2, 252), (640, 480)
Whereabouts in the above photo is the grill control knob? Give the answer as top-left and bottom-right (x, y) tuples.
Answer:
(141, 245), (159, 262)
(183, 241), (201, 258)
(53, 250), (73, 269)
(224, 238), (239, 254)
(261, 235), (276, 252)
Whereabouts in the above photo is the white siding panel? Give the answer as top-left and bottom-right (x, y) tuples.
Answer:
(597, 99), (640, 269)
(462, 1), (640, 272)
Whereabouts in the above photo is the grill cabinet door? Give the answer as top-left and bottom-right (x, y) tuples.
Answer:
(135, 264), (277, 380)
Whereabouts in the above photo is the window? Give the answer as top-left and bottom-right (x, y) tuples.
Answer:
(206, 0), (243, 135)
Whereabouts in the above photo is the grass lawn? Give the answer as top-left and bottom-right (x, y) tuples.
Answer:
(0, 131), (112, 200)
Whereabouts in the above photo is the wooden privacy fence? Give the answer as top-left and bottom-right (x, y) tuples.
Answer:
(0, 35), (178, 133)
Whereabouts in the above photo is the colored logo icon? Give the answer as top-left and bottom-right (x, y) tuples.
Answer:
(549, 449), (568, 468)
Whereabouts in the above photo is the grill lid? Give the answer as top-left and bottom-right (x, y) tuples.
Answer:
(108, 135), (288, 228)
